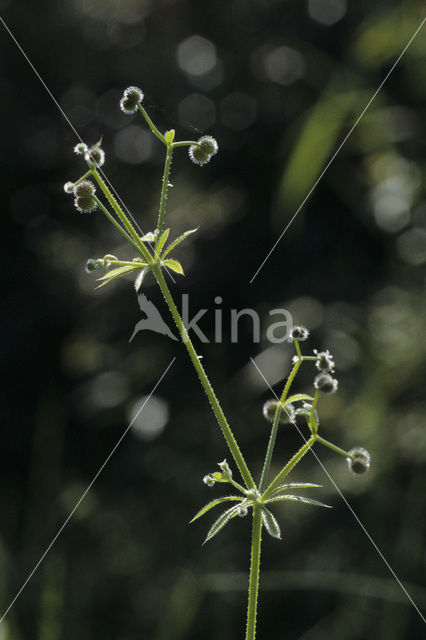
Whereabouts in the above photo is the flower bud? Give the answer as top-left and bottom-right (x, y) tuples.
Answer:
(85, 258), (100, 273)
(237, 505), (248, 517)
(347, 447), (371, 475)
(85, 146), (105, 168)
(120, 86), (144, 114)
(64, 181), (75, 194)
(314, 373), (338, 394)
(74, 180), (96, 198)
(203, 474), (216, 487)
(218, 459), (232, 479)
(189, 135), (218, 166)
(74, 196), (98, 213)
(290, 326), (309, 341)
(262, 399), (295, 423)
(74, 142), (88, 155)
(314, 349), (335, 373)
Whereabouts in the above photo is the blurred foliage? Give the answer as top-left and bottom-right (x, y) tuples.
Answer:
(0, 0), (425, 639)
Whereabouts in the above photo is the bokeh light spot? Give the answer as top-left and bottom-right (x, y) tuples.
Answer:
(308, 0), (347, 26)
(128, 395), (169, 441)
(177, 35), (217, 77)
(114, 125), (153, 164)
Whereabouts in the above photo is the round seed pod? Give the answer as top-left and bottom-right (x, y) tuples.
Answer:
(290, 326), (309, 341)
(85, 146), (105, 168)
(189, 136), (218, 166)
(74, 196), (98, 213)
(74, 142), (88, 155)
(120, 86), (144, 114)
(347, 447), (371, 475)
(74, 180), (96, 197)
(314, 373), (338, 394)
(63, 181), (75, 194)
(262, 399), (295, 423)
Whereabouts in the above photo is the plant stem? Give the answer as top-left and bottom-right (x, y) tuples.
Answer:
(171, 140), (200, 148)
(156, 145), (173, 245)
(91, 169), (153, 264)
(316, 435), (352, 458)
(137, 104), (166, 143)
(74, 170), (93, 185)
(245, 506), (262, 640)
(93, 197), (140, 252)
(152, 264), (254, 489)
(259, 359), (302, 492)
(263, 435), (317, 500)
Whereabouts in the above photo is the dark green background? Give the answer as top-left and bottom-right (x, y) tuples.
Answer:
(1, 0), (425, 638)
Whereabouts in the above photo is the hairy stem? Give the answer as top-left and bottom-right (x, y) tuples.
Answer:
(259, 358), (302, 492)
(153, 264), (254, 489)
(263, 435), (317, 500)
(93, 196), (140, 252)
(91, 169), (153, 264)
(316, 435), (352, 458)
(245, 506), (262, 640)
(171, 140), (199, 148)
(156, 145), (173, 243)
(137, 104), (166, 143)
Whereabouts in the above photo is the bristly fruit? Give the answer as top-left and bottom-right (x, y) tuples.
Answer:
(290, 326), (309, 341)
(120, 86), (144, 114)
(74, 142), (88, 155)
(262, 399), (295, 423)
(189, 135), (218, 166)
(85, 146), (105, 168)
(74, 180), (96, 198)
(347, 447), (371, 475)
(74, 196), (97, 213)
(314, 373), (338, 394)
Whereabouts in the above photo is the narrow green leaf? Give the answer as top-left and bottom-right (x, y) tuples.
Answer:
(190, 496), (243, 523)
(96, 265), (143, 288)
(271, 482), (322, 497)
(155, 228), (170, 256)
(266, 494), (332, 509)
(261, 507), (281, 539)
(161, 259), (184, 275)
(203, 505), (241, 544)
(161, 228), (198, 259)
(285, 394), (314, 404)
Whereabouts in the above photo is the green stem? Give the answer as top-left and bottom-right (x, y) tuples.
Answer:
(93, 196), (140, 252)
(137, 104), (166, 144)
(106, 260), (148, 267)
(91, 169), (153, 264)
(245, 506), (262, 640)
(156, 145), (173, 245)
(263, 435), (317, 500)
(316, 435), (352, 458)
(153, 264), (254, 489)
(74, 170), (93, 185)
(259, 359), (302, 492)
(171, 140), (200, 148)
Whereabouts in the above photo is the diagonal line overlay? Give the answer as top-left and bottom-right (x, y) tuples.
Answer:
(249, 16), (426, 284)
(0, 16), (176, 283)
(249, 356), (426, 624)
(0, 358), (176, 625)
